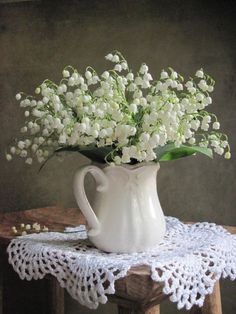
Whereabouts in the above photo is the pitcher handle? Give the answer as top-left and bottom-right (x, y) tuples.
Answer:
(73, 165), (108, 231)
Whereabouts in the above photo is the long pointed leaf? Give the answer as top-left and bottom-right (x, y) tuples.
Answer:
(154, 143), (213, 161)
(39, 145), (114, 171)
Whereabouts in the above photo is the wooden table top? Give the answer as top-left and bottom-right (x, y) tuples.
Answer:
(0, 206), (86, 246)
(0, 206), (235, 278)
(1, 206), (235, 310)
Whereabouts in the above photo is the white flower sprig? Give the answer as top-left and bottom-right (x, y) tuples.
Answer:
(11, 223), (49, 236)
(6, 51), (230, 165)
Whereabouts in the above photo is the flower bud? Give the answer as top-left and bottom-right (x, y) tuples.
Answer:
(102, 71), (110, 80)
(10, 147), (16, 154)
(188, 137), (196, 145)
(85, 70), (92, 80)
(195, 69), (204, 78)
(43, 96), (49, 104)
(6, 154), (12, 161)
(224, 152), (231, 159)
(62, 70), (70, 78)
(185, 81), (193, 88)
(121, 62), (128, 70)
(20, 126), (27, 133)
(18, 141), (25, 149)
(139, 64), (149, 74)
(99, 129), (107, 138)
(68, 77), (75, 86)
(214, 147), (224, 155)
(171, 71), (178, 79)
(105, 53), (113, 61)
(140, 133), (150, 143)
(129, 103), (137, 113)
(208, 86), (214, 92)
(196, 93), (204, 101)
(114, 156), (121, 165)
(213, 122), (220, 130)
(16, 93), (21, 100)
(198, 80), (208, 91)
(20, 150), (27, 158)
(221, 140), (228, 148)
(171, 81), (178, 88)
(126, 72), (134, 81)
(112, 55), (119, 63)
(114, 64), (122, 72)
(160, 71), (168, 79)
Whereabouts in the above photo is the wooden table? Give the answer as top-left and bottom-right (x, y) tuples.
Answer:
(0, 207), (235, 314)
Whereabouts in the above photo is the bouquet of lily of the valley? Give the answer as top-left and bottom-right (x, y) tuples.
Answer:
(6, 51), (230, 166)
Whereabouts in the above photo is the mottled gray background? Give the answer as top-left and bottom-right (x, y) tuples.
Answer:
(0, 0), (236, 313)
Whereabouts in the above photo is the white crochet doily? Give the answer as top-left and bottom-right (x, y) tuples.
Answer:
(7, 217), (236, 310)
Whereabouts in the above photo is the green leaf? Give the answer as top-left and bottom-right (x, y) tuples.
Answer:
(154, 143), (213, 161)
(78, 147), (114, 163)
(39, 143), (213, 172)
(55, 145), (114, 163)
(39, 145), (114, 172)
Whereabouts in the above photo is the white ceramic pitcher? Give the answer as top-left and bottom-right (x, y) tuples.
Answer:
(73, 162), (166, 253)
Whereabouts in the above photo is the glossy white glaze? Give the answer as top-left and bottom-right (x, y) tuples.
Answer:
(73, 162), (166, 253)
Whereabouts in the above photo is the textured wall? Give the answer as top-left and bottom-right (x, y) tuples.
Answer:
(0, 0), (236, 313)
